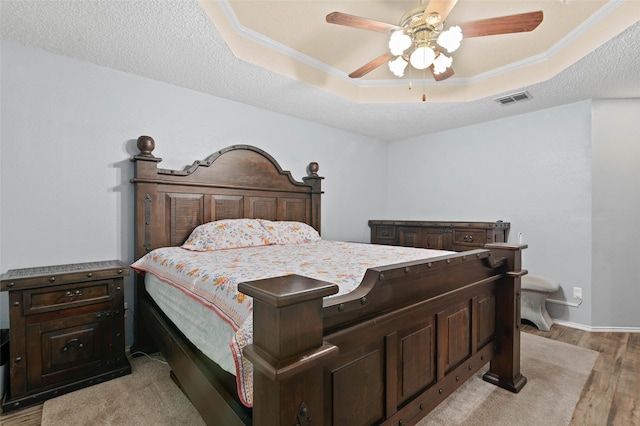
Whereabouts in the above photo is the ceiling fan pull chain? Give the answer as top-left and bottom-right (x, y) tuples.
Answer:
(422, 69), (427, 102)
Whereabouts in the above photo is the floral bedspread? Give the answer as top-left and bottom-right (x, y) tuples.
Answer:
(131, 240), (449, 407)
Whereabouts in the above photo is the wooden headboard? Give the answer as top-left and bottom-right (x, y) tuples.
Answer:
(131, 136), (323, 260)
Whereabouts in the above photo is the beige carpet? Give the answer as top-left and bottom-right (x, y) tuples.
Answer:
(42, 333), (598, 425)
(42, 354), (206, 426)
(419, 333), (599, 425)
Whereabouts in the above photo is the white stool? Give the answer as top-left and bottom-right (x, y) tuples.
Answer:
(521, 275), (560, 331)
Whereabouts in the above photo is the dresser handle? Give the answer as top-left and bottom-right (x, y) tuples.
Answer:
(64, 290), (83, 297)
(96, 312), (113, 320)
(62, 338), (84, 352)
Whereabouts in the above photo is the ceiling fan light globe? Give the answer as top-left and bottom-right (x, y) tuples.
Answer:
(388, 56), (408, 77)
(389, 31), (412, 56)
(409, 46), (435, 70)
(432, 53), (453, 74)
(437, 26), (463, 53)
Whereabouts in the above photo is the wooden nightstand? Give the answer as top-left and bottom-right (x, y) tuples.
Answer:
(0, 260), (131, 413)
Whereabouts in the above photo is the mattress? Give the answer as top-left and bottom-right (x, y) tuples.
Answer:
(133, 240), (452, 406)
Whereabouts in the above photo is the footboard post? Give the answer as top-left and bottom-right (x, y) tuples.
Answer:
(483, 243), (528, 393)
(239, 275), (339, 426)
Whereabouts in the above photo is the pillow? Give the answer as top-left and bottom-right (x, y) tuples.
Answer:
(258, 220), (321, 245)
(181, 219), (274, 251)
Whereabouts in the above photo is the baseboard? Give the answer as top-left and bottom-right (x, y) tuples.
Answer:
(552, 319), (640, 333)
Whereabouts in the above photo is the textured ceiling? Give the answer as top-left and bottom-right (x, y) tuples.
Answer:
(1, 0), (639, 142)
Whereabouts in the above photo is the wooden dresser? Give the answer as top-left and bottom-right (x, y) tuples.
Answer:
(0, 260), (131, 413)
(369, 220), (510, 251)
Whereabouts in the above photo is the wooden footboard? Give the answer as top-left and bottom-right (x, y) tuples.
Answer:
(240, 244), (527, 426)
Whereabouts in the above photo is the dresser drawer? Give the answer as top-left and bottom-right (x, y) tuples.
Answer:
(452, 229), (486, 248)
(22, 280), (115, 315)
(373, 225), (396, 242)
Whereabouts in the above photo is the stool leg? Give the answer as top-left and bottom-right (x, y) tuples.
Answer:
(538, 296), (554, 331)
(521, 290), (554, 331)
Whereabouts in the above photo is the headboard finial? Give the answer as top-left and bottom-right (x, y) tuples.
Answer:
(308, 162), (319, 176)
(137, 135), (156, 158)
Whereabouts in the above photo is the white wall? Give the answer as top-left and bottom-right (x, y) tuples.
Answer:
(591, 99), (640, 328)
(0, 41), (389, 340)
(386, 102), (594, 326)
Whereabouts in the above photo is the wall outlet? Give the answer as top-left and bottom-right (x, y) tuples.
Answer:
(124, 302), (128, 317)
(573, 287), (582, 299)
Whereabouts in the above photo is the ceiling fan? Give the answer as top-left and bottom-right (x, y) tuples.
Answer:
(326, 0), (543, 81)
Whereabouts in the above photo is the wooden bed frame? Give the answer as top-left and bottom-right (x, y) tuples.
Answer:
(130, 136), (528, 426)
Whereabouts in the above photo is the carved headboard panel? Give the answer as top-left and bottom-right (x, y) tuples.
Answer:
(131, 136), (323, 260)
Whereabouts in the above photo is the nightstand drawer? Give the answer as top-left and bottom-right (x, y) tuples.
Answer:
(22, 280), (115, 315)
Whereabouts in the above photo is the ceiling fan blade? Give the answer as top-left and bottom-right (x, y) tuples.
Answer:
(431, 66), (455, 81)
(349, 52), (395, 78)
(422, 0), (459, 26)
(458, 11), (543, 38)
(326, 11), (401, 34)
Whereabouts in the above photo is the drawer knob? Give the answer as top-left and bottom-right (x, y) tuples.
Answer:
(49, 276), (56, 282)
(64, 290), (83, 298)
(87, 272), (93, 278)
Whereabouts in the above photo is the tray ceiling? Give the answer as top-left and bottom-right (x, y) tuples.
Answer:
(201, 0), (640, 103)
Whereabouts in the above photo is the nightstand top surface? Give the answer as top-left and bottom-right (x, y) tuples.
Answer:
(1, 260), (129, 289)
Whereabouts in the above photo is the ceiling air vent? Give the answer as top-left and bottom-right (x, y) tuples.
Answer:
(494, 91), (532, 106)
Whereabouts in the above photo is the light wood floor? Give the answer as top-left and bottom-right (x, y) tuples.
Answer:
(0, 403), (42, 426)
(521, 323), (640, 426)
(1, 324), (638, 426)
